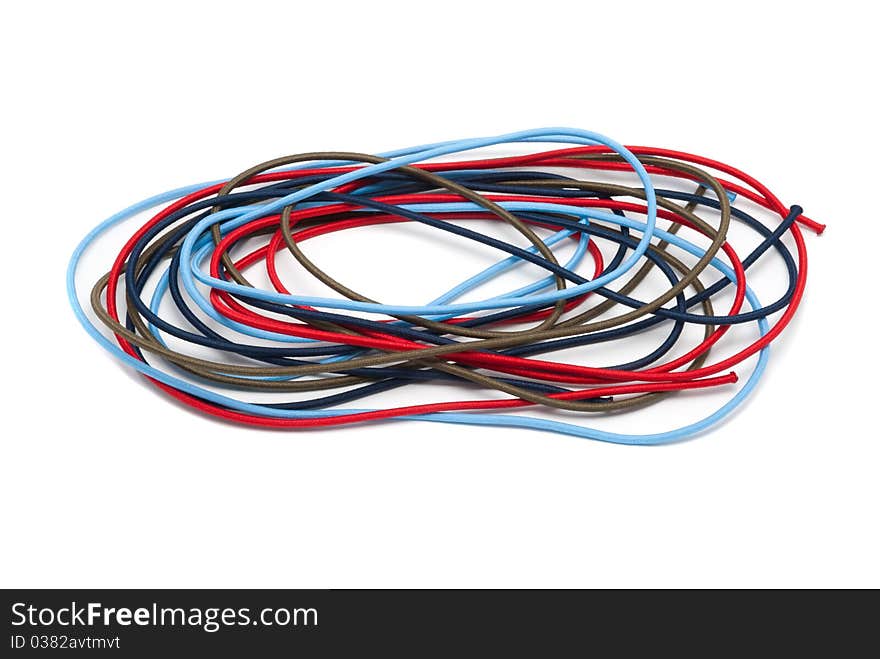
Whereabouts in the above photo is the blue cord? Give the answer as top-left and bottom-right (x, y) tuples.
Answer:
(66, 128), (773, 444)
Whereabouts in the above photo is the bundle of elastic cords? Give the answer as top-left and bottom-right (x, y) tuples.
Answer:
(67, 128), (825, 444)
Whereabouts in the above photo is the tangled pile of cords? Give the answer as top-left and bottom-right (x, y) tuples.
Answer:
(67, 128), (825, 444)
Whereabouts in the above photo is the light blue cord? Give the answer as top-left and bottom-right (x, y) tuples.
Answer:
(66, 128), (768, 444)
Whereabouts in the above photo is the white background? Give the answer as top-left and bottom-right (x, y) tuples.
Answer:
(2, 1), (877, 588)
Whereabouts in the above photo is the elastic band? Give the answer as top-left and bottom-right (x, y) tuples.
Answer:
(67, 128), (821, 444)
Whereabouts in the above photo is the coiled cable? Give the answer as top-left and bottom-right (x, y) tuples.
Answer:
(67, 128), (824, 443)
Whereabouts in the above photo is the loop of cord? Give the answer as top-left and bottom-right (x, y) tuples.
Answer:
(66, 128), (823, 444)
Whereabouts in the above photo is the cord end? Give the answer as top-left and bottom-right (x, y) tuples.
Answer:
(792, 206), (825, 235)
